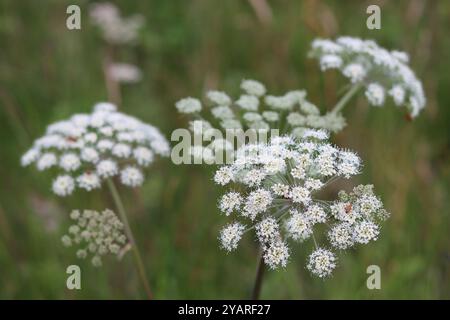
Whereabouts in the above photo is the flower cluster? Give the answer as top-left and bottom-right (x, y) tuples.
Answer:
(61, 209), (128, 267)
(90, 2), (144, 45)
(215, 130), (389, 277)
(310, 36), (426, 117)
(21, 102), (170, 196)
(176, 79), (347, 137)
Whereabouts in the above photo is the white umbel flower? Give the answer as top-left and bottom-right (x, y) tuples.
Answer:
(290, 186), (311, 205)
(255, 217), (280, 243)
(285, 210), (312, 242)
(213, 133), (389, 275)
(22, 102), (169, 195)
(175, 97), (202, 114)
(90, 3), (144, 45)
(214, 166), (234, 185)
(133, 147), (154, 166)
(96, 159), (118, 178)
(310, 36), (426, 117)
(243, 189), (273, 220)
(241, 79), (266, 97)
(328, 223), (354, 249)
(365, 83), (385, 106)
(389, 85), (406, 106)
(307, 248), (337, 278)
(219, 222), (245, 252)
(263, 239), (289, 269)
(236, 95), (259, 111)
(112, 143), (131, 158)
(305, 205), (327, 224)
(219, 192), (242, 216)
(77, 173), (101, 191)
(206, 90), (231, 106)
(120, 166), (144, 187)
(52, 175), (75, 196)
(343, 63), (367, 83)
(37, 153), (57, 171)
(81, 147), (99, 163)
(271, 183), (290, 197)
(353, 220), (379, 244)
(60, 153), (81, 171)
(320, 54), (343, 70)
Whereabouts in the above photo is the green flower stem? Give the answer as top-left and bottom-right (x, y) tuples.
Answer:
(331, 83), (363, 115)
(107, 179), (153, 299)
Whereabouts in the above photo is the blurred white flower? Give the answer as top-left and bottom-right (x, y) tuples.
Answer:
(90, 2), (144, 45)
(22, 102), (170, 196)
(176, 79), (347, 138)
(62, 209), (129, 267)
(109, 63), (142, 83)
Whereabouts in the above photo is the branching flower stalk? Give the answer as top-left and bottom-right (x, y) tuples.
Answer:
(22, 102), (170, 299)
(215, 131), (390, 297)
(330, 83), (363, 115)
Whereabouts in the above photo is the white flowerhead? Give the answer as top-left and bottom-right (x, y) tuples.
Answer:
(219, 222), (245, 251)
(285, 210), (312, 242)
(328, 223), (354, 250)
(52, 175), (75, 197)
(263, 239), (289, 269)
(176, 79), (353, 140)
(255, 217), (280, 243)
(22, 103), (170, 196)
(343, 63), (367, 83)
(241, 79), (266, 97)
(310, 36), (426, 117)
(365, 83), (385, 106)
(90, 3), (144, 45)
(176, 97), (202, 114)
(206, 90), (231, 106)
(236, 95), (259, 111)
(353, 220), (379, 244)
(219, 192), (242, 216)
(320, 54), (343, 71)
(307, 248), (337, 278)
(214, 133), (389, 276)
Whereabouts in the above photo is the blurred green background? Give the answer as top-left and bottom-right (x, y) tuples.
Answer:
(0, 0), (449, 299)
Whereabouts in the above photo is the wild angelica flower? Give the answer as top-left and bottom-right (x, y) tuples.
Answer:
(61, 209), (129, 267)
(90, 2), (144, 45)
(307, 248), (337, 278)
(175, 79), (347, 145)
(21, 102), (170, 196)
(215, 130), (389, 276)
(310, 36), (426, 117)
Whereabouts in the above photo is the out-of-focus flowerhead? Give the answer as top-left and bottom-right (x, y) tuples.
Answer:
(214, 130), (389, 276)
(175, 79), (347, 137)
(310, 36), (426, 117)
(90, 2), (144, 45)
(21, 102), (170, 196)
(109, 63), (142, 83)
(61, 209), (129, 267)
